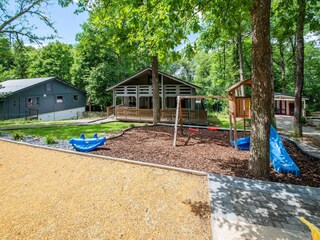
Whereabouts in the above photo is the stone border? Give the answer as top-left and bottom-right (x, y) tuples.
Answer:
(0, 138), (208, 177)
(282, 135), (320, 161)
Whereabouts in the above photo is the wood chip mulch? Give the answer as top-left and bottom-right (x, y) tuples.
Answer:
(93, 126), (320, 187)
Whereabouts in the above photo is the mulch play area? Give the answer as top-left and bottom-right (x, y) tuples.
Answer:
(94, 125), (320, 187)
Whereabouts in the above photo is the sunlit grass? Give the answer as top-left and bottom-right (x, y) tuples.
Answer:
(0, 119), (73, 128)
(207, 113), (250, 130)
(6, 122), (142, 140)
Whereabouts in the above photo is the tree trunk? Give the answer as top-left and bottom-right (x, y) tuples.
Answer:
(249, 0), (272, 180)
(237, 33), (245, 96)
(293, 0), (306, 137)
(152, 56), (160, 124)
(279, 42), (287, 93)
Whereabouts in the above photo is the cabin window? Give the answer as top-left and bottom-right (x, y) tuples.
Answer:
(73, 95), (79, 102)
(46, 83), (52, 92)
(27, 97), (39, 106)
(56, 96), (63, 103)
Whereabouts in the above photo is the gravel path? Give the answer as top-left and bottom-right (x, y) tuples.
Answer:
(0, 140), (211, 239)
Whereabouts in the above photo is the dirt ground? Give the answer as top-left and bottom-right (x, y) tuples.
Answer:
(94, 126), (320, 187)
(0, 140), (211, 240)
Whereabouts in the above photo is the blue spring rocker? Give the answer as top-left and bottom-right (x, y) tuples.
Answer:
(69, 133), (106, 152)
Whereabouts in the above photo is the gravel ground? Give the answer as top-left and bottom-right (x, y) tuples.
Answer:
(0, 133), (73, 151)
(0, 141), (211, 239)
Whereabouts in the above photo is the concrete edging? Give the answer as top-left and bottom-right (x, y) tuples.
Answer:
(0, 138), (208, 177)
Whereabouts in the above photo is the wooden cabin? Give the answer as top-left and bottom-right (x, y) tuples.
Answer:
(274, 93), (308, 117)
(106, 68), (205, 123)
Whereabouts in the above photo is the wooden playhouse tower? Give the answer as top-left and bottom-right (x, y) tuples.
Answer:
(227, 79), (252, 150)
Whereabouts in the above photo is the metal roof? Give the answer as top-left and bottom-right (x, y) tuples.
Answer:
(0, 77), (55, 95)
(0, 77), (85, 96)
(106, 67), (201, 91)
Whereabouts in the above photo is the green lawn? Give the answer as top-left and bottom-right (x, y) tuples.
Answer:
(5, 122), (142, 140)
(207, 113), (251, 130)
(0, 119), (73, 128)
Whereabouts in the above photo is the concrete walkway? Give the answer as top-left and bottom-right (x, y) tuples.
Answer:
(276, 115), (320, 159)
(209, 174), (320, 240)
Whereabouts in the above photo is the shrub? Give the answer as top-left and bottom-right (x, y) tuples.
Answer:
(45, 135), (57, 144)
(13, 132), (24, 141)
(130, 123), (136, 128)
(300, 116), (306, 124)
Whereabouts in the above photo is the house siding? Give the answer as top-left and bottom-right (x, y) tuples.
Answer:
(0, 78), (86, 120)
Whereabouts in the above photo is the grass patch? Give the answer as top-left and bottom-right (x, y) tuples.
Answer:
(207, 113), (250, 130)
(45, 135), (58, 144)
(6, 122), (141, 140)
(0, 119), (73, 129)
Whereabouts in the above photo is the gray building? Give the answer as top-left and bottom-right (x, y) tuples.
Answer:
(0, 77), (86, 121)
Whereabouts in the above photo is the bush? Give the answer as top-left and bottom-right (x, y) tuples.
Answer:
(13, 132), (24, 141)
(45, 135), (57, 144)
(300, 116), (306, 124)
(130, 123), (136, 128)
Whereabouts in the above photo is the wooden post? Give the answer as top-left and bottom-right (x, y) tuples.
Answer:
(243, 118), (246, 137)
(229, 113), (233, 144)
(179, 98), (183, 135)
(232, 96), (238, 150)
(173, 96), (180, 147)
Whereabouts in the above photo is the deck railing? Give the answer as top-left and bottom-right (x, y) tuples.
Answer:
(114, 106), (207, 124)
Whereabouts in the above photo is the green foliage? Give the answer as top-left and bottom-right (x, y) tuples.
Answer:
(29, 42), (73, 81)
(45, 135), (58, 144)
(12, 132), (24, 141)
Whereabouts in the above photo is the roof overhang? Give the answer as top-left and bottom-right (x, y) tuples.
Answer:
(227, 78), (252, 93)
(106, 67), (201, 91)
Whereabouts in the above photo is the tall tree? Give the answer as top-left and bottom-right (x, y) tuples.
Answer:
(293, 0), (306, 137)
(29, 42), (73, 81)
(249, 0), (272, 179)
(0, 0), (73, 43)
(86, 0), (198, 124)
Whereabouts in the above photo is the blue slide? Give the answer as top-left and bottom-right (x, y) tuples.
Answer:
(269, 126), (300, 176)
(69, 133), (106, 152)
(232, 126), (300, 176)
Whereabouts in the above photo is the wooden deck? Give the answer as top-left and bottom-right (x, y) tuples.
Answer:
(108, 106), (207, 124)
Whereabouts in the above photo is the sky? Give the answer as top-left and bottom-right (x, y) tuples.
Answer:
(28, 2), (88, 45)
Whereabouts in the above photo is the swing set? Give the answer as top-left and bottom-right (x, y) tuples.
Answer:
(173, 95), (226, 146)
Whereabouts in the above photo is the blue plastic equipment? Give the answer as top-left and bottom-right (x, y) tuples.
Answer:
(231, 126), (300, 176)
(269, 126), (300, 176)
(69, 133), (106, 152)
(232, 136), (250, 151)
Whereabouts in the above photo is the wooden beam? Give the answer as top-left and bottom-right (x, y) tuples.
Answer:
(173, 96), (180, 147)
(177, 95), (226, 99)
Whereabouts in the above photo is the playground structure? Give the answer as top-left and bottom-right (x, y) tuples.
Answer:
(172, 95), (226, 147)
(69, 133), (106, 152)
(227, 79), (252, 150)
(172, 79), (301, 176)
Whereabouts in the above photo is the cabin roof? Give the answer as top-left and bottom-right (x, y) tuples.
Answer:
(0, 77), (85, 96)
(275, 92), (309, 100)
(106, 67), (201, 91)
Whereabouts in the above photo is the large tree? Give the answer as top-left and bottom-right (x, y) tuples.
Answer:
(293, 0), (306, 137)
(0, 0), (73, 43)
(249, 0), (272, 179)
(85, 0), (198, 124)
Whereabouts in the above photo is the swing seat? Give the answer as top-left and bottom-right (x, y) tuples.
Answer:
(188, 128), (199, 133)
(208, 127), (219, 131)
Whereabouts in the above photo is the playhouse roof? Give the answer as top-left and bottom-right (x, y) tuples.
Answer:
(226, 78), (252, 93)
